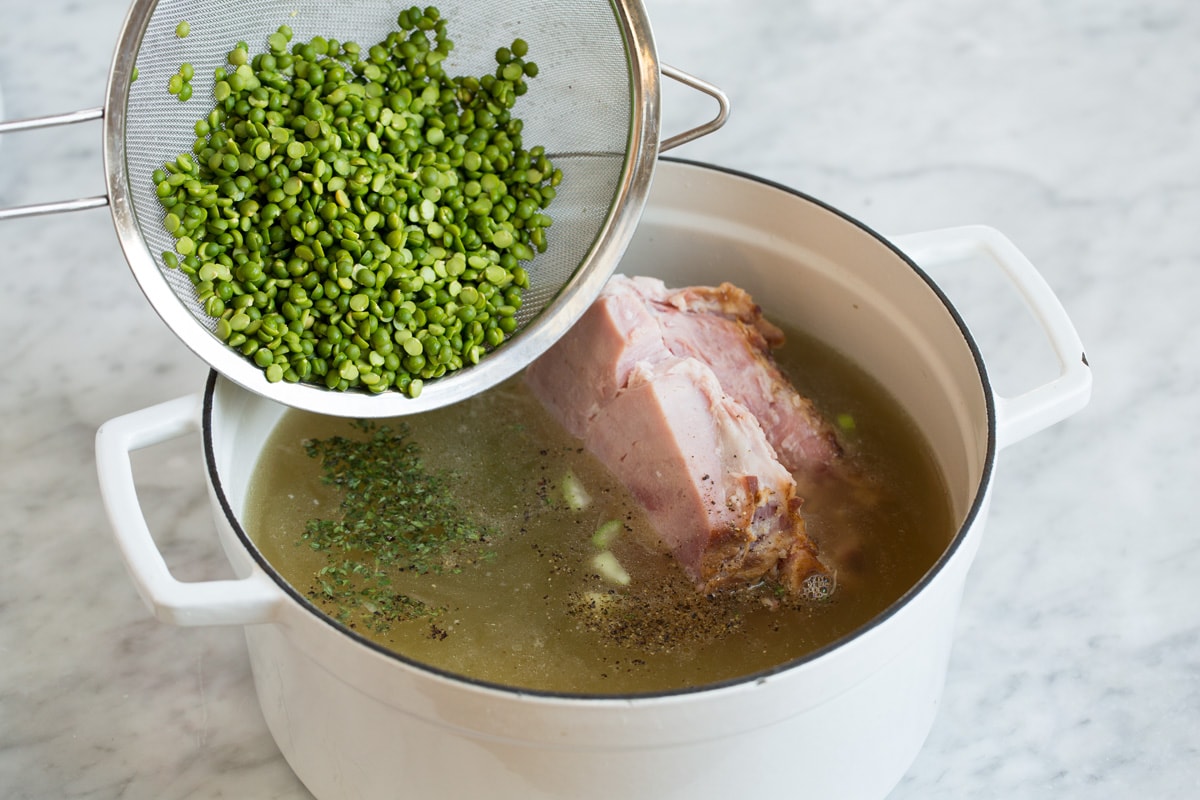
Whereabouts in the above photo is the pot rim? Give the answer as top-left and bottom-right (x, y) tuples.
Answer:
(202, 157), (997, 702)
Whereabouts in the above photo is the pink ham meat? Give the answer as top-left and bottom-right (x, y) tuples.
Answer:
(646, 279), (842, 472)
(527, 276), (840, 471)
(525, 275), (837, 595)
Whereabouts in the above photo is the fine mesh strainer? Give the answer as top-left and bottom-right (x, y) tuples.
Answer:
(0, 0), (728, 416)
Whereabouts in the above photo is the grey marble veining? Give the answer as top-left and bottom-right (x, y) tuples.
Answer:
(2, 0), (1197, 797)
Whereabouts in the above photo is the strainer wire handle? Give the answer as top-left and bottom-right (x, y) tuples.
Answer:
(0, 107), (111, 220)
(0, 66), (728, 216)
(660, 64), (731, 152)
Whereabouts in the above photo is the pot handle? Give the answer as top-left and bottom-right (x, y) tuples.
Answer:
(95, 393), (281, 627)
(889, 225), (1092, 451)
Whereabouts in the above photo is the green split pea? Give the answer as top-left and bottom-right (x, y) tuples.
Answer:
(152, 6), (561, 399)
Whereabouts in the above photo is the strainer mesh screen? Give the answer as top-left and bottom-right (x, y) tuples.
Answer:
(122, 0), (634, 335)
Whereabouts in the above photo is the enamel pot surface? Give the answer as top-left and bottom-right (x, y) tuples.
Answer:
(97, 160), (1091, 800)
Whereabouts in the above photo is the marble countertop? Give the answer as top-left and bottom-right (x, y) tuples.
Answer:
(2, 1), (1196, 797)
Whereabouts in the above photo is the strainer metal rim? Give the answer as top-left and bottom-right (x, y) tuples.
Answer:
(103, 0), (662, 418)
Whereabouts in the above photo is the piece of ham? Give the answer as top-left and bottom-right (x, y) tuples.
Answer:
(642, 279), (842, 472)
(526, 276), (840, 472)
(525, 275), (838, 595)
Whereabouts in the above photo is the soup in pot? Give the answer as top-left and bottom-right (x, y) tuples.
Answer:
(244, 323), (953, 694)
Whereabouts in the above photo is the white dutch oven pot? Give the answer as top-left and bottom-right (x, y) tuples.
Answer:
(97, 160), (1091, 800)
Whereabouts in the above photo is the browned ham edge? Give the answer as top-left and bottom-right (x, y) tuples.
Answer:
(525, 275), (838, 596)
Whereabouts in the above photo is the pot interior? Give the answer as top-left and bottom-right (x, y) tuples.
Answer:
(205, 159), (993, 689)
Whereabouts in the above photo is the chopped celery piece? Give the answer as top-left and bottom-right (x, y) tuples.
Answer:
(591, 551), (630, 585)
(561, 469), (591, 511)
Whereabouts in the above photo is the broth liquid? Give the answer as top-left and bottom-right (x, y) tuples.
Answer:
(244, 326), (954, 694)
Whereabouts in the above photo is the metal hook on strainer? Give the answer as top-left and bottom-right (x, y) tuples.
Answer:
(0, 0), (729, 417)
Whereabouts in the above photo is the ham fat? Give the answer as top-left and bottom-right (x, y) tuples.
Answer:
(525, 275), (839, 595)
